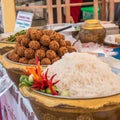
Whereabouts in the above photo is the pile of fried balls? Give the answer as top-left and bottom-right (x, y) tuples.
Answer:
(7, 28), (77, 65)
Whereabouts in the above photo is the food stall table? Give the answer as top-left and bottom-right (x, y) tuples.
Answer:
(0, 82), (38, 120)
(0, 39), (38, 120)
(0, 25), (120, 120)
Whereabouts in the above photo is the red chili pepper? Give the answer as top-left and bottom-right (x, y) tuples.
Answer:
(37, 61), (42, 78)
(32, 81), (44, 90)
(23, 66), (60, 95)
(47, 74), (59, 95)
(45, 69), (49, 79)
(49, 84), (58, 95)
(35, 56), (39, 65)
(52, 80), (60, 85)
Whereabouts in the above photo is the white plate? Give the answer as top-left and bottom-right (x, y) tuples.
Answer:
(0, 32), (16, 44)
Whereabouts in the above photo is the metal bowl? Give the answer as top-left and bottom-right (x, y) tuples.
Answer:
(0, 51), (47, 87)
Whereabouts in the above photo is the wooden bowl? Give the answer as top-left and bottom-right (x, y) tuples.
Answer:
(19, 86), (120, 120)
(0, 41), (15, 55)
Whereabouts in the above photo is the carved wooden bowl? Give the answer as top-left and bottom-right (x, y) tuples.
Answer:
(19, 86), (120, 120)
(1, 44), (120, 120)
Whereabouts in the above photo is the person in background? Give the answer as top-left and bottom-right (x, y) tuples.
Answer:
(70, 0), (93, 23)
(52, 0), (93, 23)
(70, 0), (83, 23)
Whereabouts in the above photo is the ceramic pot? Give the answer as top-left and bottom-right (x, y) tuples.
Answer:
(79, 19), (106, 44)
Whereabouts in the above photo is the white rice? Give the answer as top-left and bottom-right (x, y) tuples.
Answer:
(44, 52), (120, 98)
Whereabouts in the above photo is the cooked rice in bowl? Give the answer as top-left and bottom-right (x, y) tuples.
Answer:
(43, 52), (120, 98)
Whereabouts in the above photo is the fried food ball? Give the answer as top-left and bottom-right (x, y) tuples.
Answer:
(26, 28), (31, 38)
(15, 43), (21, 48)
(42, 30), (48, 35)
(65, 40), (72, 46)
(19, 57), (28, 64)
(50, 34), (56, 41)
(21, 37), (30, 47)
(26, 28), (38, 40)
(42, 30), (55, 36)
(47, 30), (55, 36)
(52, 56), (60, 63)
(14, 43), (21, 52)
(41, 57), (51, 65)
(49, 41), (59, 51)
(16, 46), (26, 57)
(40, 45), (48, 52)
(35, 49), (45, 60)
(59, 33), (65, 40)
(59, 39), (66, 47)
(66, 46), (77, 53)
(26, 28), (31, 37)
(50, 32), (62, 42)
(40, 35), (51, 46)
(24, 48), (35, 59)
(36, 30), (43, 40)
(46, 50), (57, 60)
(16, 35), (24, 44)
(58, 47), (68, 57)
(29, 41), (40, 50)
(7, 51), (20, 62)
(28, 58), (36, 65)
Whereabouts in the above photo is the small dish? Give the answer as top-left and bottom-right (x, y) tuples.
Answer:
(0, 51), (47, 87)
(104, 34), (120, 46)
(0, 32), (16, 44)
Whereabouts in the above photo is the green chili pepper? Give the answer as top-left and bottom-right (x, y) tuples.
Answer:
(19, 82), (30, 87)
(40, 90), (46, 93)
(45, 86), (57, 94)
(7, 30), (26, 42)
(19, 75), (33, 87)
(20, 75), (29, 82)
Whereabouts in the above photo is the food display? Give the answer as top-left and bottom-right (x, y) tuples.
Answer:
(19, 52), (120, 98)
(7, 28), (76, 65)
